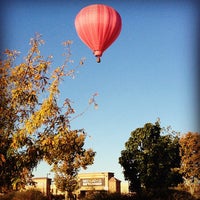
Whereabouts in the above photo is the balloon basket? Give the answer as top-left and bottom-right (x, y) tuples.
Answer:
(96, 57), (101, 63)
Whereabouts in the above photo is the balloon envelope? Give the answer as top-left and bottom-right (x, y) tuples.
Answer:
(75, 4), (122, 62)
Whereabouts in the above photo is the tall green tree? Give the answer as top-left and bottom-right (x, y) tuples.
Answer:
(0, 33), (96, 193)
(119, 121), (182, 193)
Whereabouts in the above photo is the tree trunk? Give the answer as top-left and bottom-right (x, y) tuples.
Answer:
(65, 191), (76, 200)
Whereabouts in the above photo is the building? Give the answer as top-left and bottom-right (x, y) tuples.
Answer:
(32, 172), (127, 198)
(31, 177), (51, 197)
(121, 181), (129, 193)
(76, 172), (121, 198)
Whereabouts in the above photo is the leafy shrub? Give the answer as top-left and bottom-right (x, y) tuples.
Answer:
(0, 192), (16, 200)
(82, 189), (199, 200)
(0, 189), (48, 200)
(82, 191), (137, 200)
(51, 194), (65, 200)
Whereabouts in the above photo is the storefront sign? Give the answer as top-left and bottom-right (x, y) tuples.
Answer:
(81, 178), (105, 186)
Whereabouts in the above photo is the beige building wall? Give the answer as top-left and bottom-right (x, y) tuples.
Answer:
(108, 177), (121, 193)
(77, 172), (113, 191)
(121, 181), (129, 194)
(31, 172), (128, 198)
(28, 177), (51, 197)
(76, 172), (121, 198)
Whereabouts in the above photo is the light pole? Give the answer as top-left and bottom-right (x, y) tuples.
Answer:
(47, 172), (51, 178)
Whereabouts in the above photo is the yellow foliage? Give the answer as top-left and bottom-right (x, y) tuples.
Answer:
(0, 34), (96, 193)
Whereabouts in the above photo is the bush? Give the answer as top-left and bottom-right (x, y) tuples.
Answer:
(51, 194), (65, 200)
(82, 191), (137, 200)
(0, 189), (48, 200)
(81, 189), (199, 200)
(0, 192), (16, 200)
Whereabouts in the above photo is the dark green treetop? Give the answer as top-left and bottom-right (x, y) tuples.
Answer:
(119, 121), (182, 193)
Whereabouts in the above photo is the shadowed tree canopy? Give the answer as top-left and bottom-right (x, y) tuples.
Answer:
(0, 33), (96, 193)
(119, 121), (182, 193)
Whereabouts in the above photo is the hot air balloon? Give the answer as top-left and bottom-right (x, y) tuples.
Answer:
(74, 4), (122, 63)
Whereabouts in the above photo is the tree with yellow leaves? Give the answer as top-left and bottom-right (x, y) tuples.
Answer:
(179, 132), (200, 195)
(0, 33), (96, 195)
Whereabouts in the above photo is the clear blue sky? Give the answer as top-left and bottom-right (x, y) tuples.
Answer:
(1, 0), (199, 181)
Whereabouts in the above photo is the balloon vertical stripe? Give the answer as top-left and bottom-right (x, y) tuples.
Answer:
(75, 4), (122, 63)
